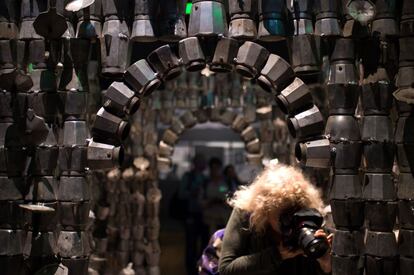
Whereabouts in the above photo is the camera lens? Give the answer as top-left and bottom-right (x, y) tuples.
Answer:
(298, 227), (329, 259)
(280, 208), (328, 259)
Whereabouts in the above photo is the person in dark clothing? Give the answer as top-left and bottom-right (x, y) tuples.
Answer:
(180, 154), (210, 275)
(203, 158), (231, 235)
(223, 164), (243, 194)
(219, 163), (332, 275)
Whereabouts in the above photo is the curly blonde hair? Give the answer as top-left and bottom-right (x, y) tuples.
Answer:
(229, 163), (324, 234)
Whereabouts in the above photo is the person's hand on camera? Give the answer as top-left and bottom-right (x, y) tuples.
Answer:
(277, 242), (304, 260)
(314, 229), (333, 273)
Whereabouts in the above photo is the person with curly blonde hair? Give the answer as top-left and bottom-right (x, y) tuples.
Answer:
(218, 163), (332, 275)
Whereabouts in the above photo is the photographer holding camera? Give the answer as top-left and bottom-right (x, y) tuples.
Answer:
(219, 164), (332, 275)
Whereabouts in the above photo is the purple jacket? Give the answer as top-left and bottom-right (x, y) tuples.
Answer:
(198, 229), (225, 275)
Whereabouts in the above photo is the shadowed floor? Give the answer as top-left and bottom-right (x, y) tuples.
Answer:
(159, 218), (187, 275)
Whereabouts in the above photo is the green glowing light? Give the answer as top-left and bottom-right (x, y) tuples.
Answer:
(219, 186), (228, 193)
(185, 2), (192, 15)
(28, 63), (33, 73)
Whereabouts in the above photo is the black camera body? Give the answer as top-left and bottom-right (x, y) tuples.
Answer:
(280, 208), (329, 259)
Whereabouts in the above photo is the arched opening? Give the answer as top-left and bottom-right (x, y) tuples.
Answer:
(87, 38), (326, 275)
(88, 38), (325, 165)
(156, 109), (263, 172)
